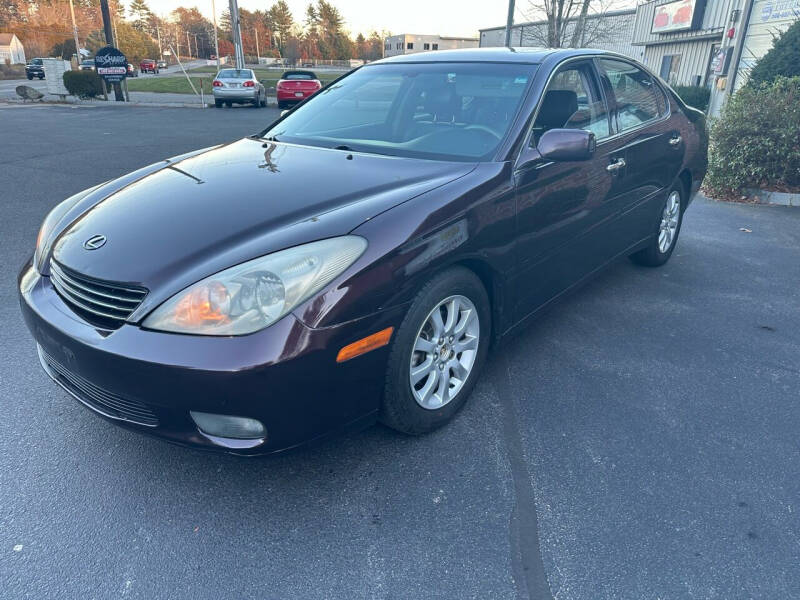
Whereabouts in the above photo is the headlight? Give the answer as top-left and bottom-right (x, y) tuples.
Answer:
(34, 184), (103, 272)
(143, 236), (367, 335)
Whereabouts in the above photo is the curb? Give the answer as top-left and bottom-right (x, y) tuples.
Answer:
(746, 188), (800, 207)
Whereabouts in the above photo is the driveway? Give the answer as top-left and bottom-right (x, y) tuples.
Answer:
(1, 104), (799, 599)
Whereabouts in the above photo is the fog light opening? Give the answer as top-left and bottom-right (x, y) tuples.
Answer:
(190, 411), (266, 440)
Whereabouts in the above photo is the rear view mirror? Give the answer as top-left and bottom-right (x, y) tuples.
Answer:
(537, 129), (596, 162)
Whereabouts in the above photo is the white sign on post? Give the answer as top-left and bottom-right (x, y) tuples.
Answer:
(42, 58), (70, 97)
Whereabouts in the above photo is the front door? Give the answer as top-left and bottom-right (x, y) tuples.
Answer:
(512, 59), (627, 322)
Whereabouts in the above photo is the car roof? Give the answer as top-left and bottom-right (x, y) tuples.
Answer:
(373, 46), (616, 65)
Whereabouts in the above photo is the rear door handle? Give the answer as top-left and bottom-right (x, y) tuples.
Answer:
(669, 135), (682, 146)
(606, 158), (626, 173)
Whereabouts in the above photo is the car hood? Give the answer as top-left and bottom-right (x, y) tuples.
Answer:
(52, 138), (474, 299)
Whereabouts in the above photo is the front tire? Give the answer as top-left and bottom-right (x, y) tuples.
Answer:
(630, 183), (684, 267)
(381, 267), (491, 435)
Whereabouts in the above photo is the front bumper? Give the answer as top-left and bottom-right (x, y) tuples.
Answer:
(213, 88), (258, 101)
(19, 260), (404, 455)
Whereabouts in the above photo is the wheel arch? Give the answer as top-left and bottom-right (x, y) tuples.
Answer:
(449, 257), (504, 343)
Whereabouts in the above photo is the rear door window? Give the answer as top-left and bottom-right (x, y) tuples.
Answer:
(597, 59), (662, 133)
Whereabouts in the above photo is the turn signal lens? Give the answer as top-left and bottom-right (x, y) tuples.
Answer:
(174, 281), (230, 327)
(336, 327), (394, 363)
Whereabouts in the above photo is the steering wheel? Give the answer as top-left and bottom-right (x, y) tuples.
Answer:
(463, 124), (502, 141)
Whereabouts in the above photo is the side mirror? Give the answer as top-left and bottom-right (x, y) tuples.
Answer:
(537, 129), (596, 162)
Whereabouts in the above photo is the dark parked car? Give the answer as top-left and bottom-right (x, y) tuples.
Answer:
(25, 58), (45, 80)
(20, 48), (707, 455)
(126, 63), (138, 77)
(276, 70), (322, 109)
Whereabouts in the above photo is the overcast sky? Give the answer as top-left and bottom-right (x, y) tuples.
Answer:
(141, 0), (521, 38)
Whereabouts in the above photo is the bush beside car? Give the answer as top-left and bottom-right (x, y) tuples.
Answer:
(704, 77), (800, 198)
(673, 85), (710, 112)
(63, 70), (105, 99)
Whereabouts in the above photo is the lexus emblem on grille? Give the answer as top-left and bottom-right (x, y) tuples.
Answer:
(83, 234), (107, 250)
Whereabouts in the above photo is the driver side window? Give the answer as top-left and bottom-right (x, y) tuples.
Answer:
(532, 63), (610, 145)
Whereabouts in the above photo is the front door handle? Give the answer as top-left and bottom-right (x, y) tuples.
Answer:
(606, 158), (626, 173)
(669, 135), (682, 146)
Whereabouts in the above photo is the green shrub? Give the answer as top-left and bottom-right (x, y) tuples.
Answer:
(704, 76), (800, 197)
(748, 19), (800, 85)
(672, 85), (710, 112)
(63, 70), (105, 99)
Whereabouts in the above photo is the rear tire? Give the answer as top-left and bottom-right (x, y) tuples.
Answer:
(215, 100), (222, 108)
(38, 74), (44, 79)
(225, 101), (232, 108)
(381, 267), (491, 435)
(630, 182), (684, 267)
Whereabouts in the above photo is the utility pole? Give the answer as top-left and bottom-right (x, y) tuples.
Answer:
(211, 0), (220, 68)
(99, 0), (123, 101)
(175, 27), (181, 60)
(156, 19), (162, 59)
(255, 29), (260, 64)
(228, 0), (245, 68)
(186, 31), (192, 59)
(504, 0), (515, 48)
(68, 0), (81, 67)
(194, 33), (199, 58)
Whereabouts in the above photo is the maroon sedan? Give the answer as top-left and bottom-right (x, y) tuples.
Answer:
(20, 48), (707, 455)
(276, 70), (321, 109)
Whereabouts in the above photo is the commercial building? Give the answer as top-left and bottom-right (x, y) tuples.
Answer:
(632, 0), (799, 113)
(0, 33), (26, 65)
(479, 9), (639, 59)
(384, 34), (479, 58)
(631, 0), (737, 88)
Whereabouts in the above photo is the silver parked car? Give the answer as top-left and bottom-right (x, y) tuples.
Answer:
(212, 68), (266, 108)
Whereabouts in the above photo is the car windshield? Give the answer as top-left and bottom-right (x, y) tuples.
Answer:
(32, 59), (43, 65)
(218, 69), (252, 79)
(263, 62), (536, 162)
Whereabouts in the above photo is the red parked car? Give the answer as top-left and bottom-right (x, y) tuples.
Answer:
(276, 70), (321, 109)
(139, 59), (159, 74)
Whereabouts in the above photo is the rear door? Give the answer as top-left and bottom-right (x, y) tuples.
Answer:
(595, 58), (684, 244)
(512, 59), (630, 320)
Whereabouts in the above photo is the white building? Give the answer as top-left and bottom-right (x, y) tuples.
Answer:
(479, 9), (639, 59)
(0, 33), (26, 65)
(384, 34), (479, 58)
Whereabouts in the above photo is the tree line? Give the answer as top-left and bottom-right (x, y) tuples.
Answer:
(0, 0), (388, 64)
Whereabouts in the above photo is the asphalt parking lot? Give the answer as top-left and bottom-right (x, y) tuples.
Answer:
(1, 103), (799, 599)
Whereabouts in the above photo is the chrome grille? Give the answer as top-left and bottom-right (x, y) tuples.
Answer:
(38, 346), (159, 427)
(49, 261), (147, 327)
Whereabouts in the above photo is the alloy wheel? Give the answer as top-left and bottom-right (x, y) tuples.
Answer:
(409, 295), (480, 410)
(658, 191), (680, 253)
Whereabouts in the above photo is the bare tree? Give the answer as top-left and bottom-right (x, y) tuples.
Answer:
(517, 0), (629, 48)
